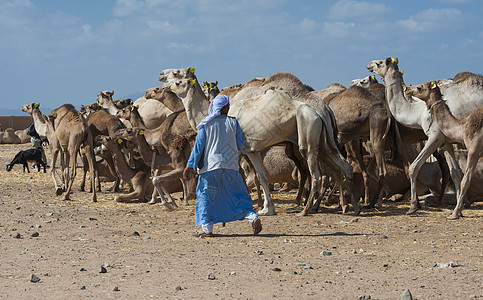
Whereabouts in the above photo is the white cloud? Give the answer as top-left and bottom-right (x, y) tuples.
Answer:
(397, 8), (465, 33)
(113, 0), (143, 17)
(328, 0), (390, 20)
(323, 22), (356, 38)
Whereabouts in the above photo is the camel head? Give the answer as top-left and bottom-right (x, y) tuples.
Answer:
(201, 81), (220, 101)
(349, 75), (378, 88)
(158, 67), (196, 83)
(80, 102), (101, 117)
(97, 90), (114, 106)
(95, 135), (122, 151)
(116, 104), (137, 120)
(113, 128), (135, 141)
(21, 102), (41, 114)
(162, 78), (198, 99)
(114, 98), (133, 109)
(367, 57), (399, 77)
(145, 86), (163, 100)
(405, 81), (443, 109)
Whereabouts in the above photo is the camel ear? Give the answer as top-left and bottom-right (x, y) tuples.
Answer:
(130, 105), (134, 111)
(189, 79), (197, 86)
(42, 114), (47, 120)
(139, 130), (144, 136)
(215, 80), (218, 85)
(402, 85), (407, 92)
(370, 75), (375, 81)
(202, 81), (207, 86)
(387, 57), (395, 64)
(189, 67), (195, 74)
(430, 82), (437, 89)
(117, 138), (123, 144)
(111, 90), (114, 95)
(33, 103), (39, 108)
(129, 99), (133, 104)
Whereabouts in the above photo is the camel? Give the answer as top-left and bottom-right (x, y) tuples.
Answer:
(95, 135), (154, 203)
(366, 57), (469, 215)
(115, 127), (196, 206)
(0, 128), (21, 144)
(81, 98), (133, 118)
(406, 81), (483, 219)
(201, 81), (220, 101)
(15, 128), (30, 144)
(160, 73), (360, 217)
(47, 104), (97, 202)
(81, 109), (126, 192)
(349, 75), (378, 88)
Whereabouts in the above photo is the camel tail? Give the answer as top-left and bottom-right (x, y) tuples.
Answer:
(386, 116), (405, 162)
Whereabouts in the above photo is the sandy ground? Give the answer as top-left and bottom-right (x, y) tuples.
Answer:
(0, 143), (482, 300)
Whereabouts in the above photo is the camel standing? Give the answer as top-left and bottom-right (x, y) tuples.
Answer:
(367, 57), (466, 215)
(48, 104), (97, 202)
(160, 74), (359, 217)
(201, 81), (220, 101)
(406, 81), (483, 219)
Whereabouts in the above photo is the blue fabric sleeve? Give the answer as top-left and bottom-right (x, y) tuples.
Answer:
(235, 120), (247, 154)
(186, 125), (207, 170)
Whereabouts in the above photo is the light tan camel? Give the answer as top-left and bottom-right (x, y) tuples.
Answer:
(311, 82), (346, 101)
(201, 81), (220, 101)
(0, 128), (21, 144)
(367, 57), (465, 215)
(406, 81), (483, 219)
(95, 135), (154, 203)
(160, 74), (359, 217)
(15, 128), (30, 144)
(47, 104), (97, 202)
(220, 84), (244, 99)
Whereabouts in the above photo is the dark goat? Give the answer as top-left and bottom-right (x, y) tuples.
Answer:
(6, 147), (46, 173)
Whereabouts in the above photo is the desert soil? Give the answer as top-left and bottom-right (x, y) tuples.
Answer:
(0, 143), (482, 300)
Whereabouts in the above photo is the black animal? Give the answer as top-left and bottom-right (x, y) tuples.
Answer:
(6, 147), (46, 173)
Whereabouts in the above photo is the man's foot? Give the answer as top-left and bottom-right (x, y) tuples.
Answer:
(251, 218), (262, 235)
(192, 231), (214, 238)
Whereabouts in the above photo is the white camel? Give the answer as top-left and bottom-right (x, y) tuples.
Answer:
(366, 57), (483, 215)
(160, 73), (359, 216)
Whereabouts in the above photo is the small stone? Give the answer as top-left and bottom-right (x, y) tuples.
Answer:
(103, 262), (111, 268)
(321, 250), (332, 256)
(45, 213), (53, 216)
(304, 265), (313, 269)
(87, 217), (97, 221)
(143, 236), (151, 240)
(383, 264), (389, 268)
(31, 231), (39, 237)
(99, 266), (107, 273)
(256, 250), (264, 255)
(271, 267), (282, 272)
(381, 235), (388, 239)
(295, 263), (306, 266)
(175, 286), (182, 291)
(29, 274), (41, 283)
(207, 273), (216, 280)
(12, 232), (21, 239)
(132, 231), (140, 236)
(35, 224), (42, 228)
(357, 295), (372, 300)
(399, 289), (413, 300)
(289, 271), (298, 275)
(80, 286), (86, 290)
(113, 286), (120, 291)
(229, 271), (236, 275)
(80, 268), (86, 272)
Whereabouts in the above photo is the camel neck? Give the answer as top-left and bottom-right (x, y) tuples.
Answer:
(183, 85), (209, 131)
(130, 111), (146, 129)
(31, 109), (49, 137)
(430, 98), (465, 143)
(384, 69), (426, 128)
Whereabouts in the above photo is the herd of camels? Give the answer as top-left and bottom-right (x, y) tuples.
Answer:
(7, 57), (483, 220)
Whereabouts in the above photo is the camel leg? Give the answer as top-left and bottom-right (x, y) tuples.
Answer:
(104, 153), (120, 192)
(148, 169), (161, 204)
(432, 150), (450, 205)
(50, 148), (63, 196)
(448, 146), (479, 219)
(298, 152), (322, 216)
(310, 173), (328, 213)
(63, 149), (78, 201)
(285, 143), (309, 206)
(346, 141), (370, 205)
(440, 144), (463, 209)
(246, 152), (276, 216)
(82, 139), (98, 202)
(407, 135), (443, 214)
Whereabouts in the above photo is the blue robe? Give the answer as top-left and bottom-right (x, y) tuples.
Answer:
(186, 116), (256, 225)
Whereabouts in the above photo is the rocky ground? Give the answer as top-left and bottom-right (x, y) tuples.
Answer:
(0, 143), (482, 299)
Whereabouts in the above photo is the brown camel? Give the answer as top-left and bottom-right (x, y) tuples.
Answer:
(406, 81), (483, 219)
(0, 128), (21, 144)
(95, 135), (153, 203)
(47, 104), (97, 202)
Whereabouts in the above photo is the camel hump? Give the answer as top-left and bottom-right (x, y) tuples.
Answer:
(453, 71), (483, 83)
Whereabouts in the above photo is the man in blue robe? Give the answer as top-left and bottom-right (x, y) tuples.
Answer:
(183, 94), (262, 237)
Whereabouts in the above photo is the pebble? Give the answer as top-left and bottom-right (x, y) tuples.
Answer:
(175, 286), (182, 291)
(31, 231), (39, 237)
(381, 235), (388, 239)
(321, 250), (332, 256)
(113, 286), (120, 291)
(80, 268), (86, 272)
(434, 262), (460, 268)
(45, 213), (53, 216)
(29, 274), (41, 283)
(103, 262), (111, 268)
(399, 289), (413, 300)
(256, 250), (264, 255)
(132, 231), (140, 236)
(289, 271), (298, 275)
(304, 265), (313, 269)
(229, 271), (236, 275)
(35, 224), (42, 228)
(357, 295), (372, 300)
(99, 266), (107, 273)
(80, 286), (86, 290)
(207, 273), (216, 280)
(271, 267), (282, 272)
(87, 217), (97, 221)
(12, 232), (21, 239)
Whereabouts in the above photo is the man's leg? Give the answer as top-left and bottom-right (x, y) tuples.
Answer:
(245, 211), (262, 235)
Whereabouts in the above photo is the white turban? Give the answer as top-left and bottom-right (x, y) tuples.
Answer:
(197, 94), (229, 128)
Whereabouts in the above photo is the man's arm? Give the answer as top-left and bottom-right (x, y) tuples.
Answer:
(184, 125), (206, 178)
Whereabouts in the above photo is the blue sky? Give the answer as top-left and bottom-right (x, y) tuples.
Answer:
(1, 0), (482, 115)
